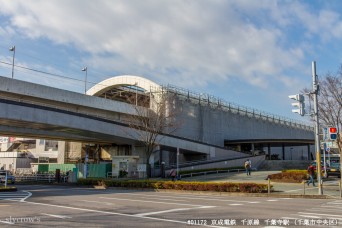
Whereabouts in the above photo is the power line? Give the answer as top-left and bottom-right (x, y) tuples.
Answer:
(0, 44), (111, 80)
(0, 60), (126, 91)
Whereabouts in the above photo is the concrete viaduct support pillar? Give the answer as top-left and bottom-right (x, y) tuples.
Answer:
(282, 144), (285, 160)
(267, 144), (271, 160)
(307, 144), (311, 161)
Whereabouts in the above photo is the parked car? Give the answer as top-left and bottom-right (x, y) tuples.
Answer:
(0, 170), (15, 184)
(327, 163), (341, 178)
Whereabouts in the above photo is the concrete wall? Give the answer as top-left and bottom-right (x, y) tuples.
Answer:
(169, 95), (314, 147)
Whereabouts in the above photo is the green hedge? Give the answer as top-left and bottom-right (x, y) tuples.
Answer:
(77, 178), (271, 193)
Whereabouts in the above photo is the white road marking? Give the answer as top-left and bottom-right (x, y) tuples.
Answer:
(298, 215), (320, 218)
(299, 212), (342, 218)
(308, 208), (342, 212)
(78, 200), (115, 206)
(41, 213), (72, 219)
(99, 197), (208, 207)
(134, 206), (215, 217)
(0, 191), (31, 202)
(22, 201), (222, 228)
(247, 202), (260, 204)
(327, 202), (342, 205)
(119, 194), (188, 202)
(267, 199), (278, 202)
(0, 220), (14, 224)
(321, 205), (342, 209)
(21, 191), (32, 202)
(228, 204), (243, 206)
(113, 192), (261, 203)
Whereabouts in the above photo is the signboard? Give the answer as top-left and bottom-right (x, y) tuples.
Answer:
(326, 141), (333, 147)
(137, 164), (146, 172)
(0, 137), (8, 144)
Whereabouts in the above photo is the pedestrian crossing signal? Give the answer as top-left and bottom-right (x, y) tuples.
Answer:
(329, 127), (338, 140)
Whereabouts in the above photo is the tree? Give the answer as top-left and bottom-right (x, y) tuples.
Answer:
(126, 88), (179, 178)
(304, 65), (342, 180)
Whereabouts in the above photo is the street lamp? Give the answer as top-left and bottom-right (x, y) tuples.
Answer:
(81, 67), (87, 94)
(132, 82), (138, 106)
(9, 46), (15, 79)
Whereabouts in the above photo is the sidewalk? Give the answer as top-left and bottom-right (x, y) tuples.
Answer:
(184, 170), (342, 198)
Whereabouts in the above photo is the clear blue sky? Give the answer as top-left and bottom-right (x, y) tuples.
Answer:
(0, 0), (341, 122)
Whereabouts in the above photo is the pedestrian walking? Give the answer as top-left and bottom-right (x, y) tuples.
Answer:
(307, 164), (315, 186)
(244, 159), (251, 176)
(169, 169), (176, 181)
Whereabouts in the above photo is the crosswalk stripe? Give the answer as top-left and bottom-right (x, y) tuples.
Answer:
(0, 191), (31, 201)
(299, 212), (342, 218)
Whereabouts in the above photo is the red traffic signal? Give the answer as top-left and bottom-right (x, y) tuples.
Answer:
(329, 127), (337, 133)
(329, 127), (338, 140)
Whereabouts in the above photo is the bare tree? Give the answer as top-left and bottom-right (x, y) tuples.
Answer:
(304, 66), (342, 180)
(126, 88), (180, 178)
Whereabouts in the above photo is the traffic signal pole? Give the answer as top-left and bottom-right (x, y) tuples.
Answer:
(312, 61), (323, 195)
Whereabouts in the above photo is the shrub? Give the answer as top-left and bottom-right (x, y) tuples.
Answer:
(77, 178), (272, 193)
(268, 170), (308, 183)
(239, 183), (268, 193)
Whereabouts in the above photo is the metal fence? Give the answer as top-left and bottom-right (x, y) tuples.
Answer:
(180, 168), (246, 178)
(15, 174), (68, 183)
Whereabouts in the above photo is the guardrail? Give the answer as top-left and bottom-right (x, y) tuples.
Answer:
(165, 155), (254, 170)
(180, 168), (248, 179)
(106, 172), (118, 179)
(15, 174), (68, 183)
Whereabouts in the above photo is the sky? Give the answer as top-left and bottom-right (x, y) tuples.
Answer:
(0, 0), (342, 123)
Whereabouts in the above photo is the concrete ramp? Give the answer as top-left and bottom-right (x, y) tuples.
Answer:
(258, 160), (310, 171)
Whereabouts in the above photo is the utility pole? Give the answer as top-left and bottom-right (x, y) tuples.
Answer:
(312, 61), (323, 195)
(176, 147), (179, 179)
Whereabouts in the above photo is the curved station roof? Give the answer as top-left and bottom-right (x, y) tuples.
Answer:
(87, 75), (161, 106)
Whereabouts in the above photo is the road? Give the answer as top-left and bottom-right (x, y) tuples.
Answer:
(0, 185), (341, 227)
(183, 170), (342, 198)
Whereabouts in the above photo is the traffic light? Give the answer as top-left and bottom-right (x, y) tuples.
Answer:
(329, 127), (338, 140)
(288, 94), (305, 116)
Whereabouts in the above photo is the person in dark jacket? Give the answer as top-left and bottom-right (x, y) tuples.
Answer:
(307, 165), (315, 186)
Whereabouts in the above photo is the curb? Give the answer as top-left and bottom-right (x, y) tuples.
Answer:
(102, 187), (333, 199)
(0, 187), (17, 192)
(153, 189), (332, 199)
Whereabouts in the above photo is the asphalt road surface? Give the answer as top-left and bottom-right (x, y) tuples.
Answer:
(0, 185), (342, 227)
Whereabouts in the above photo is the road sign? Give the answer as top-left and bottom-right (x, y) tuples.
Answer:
(323, 127), (329, 141)
(326, 147), (331, 152)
